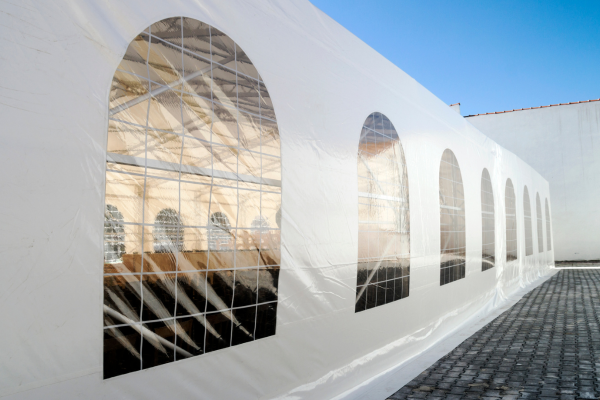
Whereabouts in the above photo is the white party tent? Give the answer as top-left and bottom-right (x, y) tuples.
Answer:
(0, 0), (554, 399)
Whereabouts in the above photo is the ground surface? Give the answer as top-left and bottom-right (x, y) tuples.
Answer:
(387, 270), (600, 400)
(555, 263), (600, 268)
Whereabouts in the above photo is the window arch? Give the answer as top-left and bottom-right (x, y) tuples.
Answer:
(545, 198), (552, 251)
(153, 208), (184, 253)
(439, 149), (465, 285)
(103, 17), (281, 378)
(355, 112), (410, 312)
(505, 179), (517, 262)
(481, 169), (495, 271)
(536, 193), (544, 253)
(523, 186), (533, 256)
(104, 204), (125, 263)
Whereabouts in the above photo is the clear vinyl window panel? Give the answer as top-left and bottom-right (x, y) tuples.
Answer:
(523, 186), (533, 256)
(505, 179), (517, 262)
(536, 193), (544, 253)
(545, 199), (552, 251)
(439, 149), (465, 285)
(481, 169), (495, 271)
(355, 112), (410, 312)
(103, 17), (281, 379)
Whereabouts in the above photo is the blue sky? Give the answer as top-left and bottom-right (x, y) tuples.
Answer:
(309, 0), (600, 116)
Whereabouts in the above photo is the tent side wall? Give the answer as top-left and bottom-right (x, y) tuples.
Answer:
(0, 0), (553, 399)
(467, 101), (600, 262)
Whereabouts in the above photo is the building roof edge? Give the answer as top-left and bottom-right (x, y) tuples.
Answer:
(464, 98), (600, 117)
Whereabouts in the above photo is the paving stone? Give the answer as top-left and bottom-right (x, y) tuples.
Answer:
(386, 271), (600, 400)
(578, 389), (597, 399)
(387, 394), (405, 400)
(483, 390), (502, 396)
(558, 395), (575, 400)
(436, 382), (453, 390)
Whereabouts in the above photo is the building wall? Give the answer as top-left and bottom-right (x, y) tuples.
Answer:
(0, 0), (553, 399)
(467, 101), (600, 261)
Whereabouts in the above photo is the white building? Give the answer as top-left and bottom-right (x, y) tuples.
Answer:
(467, 99), (600, 262)
(0, 1), (554, 399)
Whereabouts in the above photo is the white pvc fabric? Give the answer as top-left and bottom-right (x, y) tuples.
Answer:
(0, 0), (554, 399)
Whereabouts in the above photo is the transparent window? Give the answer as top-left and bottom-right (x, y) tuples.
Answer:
(439, 149), (465, 285)
(536, 193), (544, 253)
(545, 198), (552, 251)
(103, 17), (281, 378)
(523, 186), (533, 256)
(481, 169), (495, 271)
(505, 179), (517, 262)
(355, 112), (409, 312)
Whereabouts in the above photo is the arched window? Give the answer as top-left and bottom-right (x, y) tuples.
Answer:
(250, 215), (270, 230)
(153, 208), (184, 253)
(209, 211), (232, 250)
(103, 17), (281, 378)
(104, 204), (125, 263)
(545, 199), (552, 251)
(439, 149), (465, 285)
(355, 112), (409, 312)
(523, 186), (533, 256)
(536, 193), (544, 253)
(481, 169), (495, 271)
(505, 179), (517, 262)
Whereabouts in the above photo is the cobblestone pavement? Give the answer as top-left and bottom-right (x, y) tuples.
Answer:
(387, 270), (600, 400)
